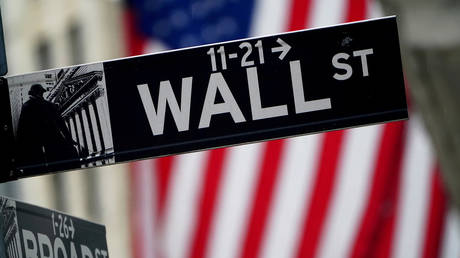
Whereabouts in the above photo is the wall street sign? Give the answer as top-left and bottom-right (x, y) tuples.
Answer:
(0, 16), (407, 182)
(0, 196), (109, 258)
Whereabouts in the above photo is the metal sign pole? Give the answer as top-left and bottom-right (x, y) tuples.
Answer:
(0, 6), (7, 76)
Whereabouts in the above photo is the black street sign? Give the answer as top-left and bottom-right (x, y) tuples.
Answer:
(0, 16), (407, 182)
(0, 196), (109, 258)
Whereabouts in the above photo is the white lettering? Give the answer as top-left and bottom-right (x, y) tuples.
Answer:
(290, 61), (331, 113)
(137, 77), (192, 136)
(247, 67), (288, 120)
(21, 231), (106, 258)
(81, 245), (93, 258)
(353, 48), (373, 77)
(332, 53), (352, 80)
(22, 229), (38, 258)
(70, 242), (78, 258)
(94, 249), (108, 258)
(199, 72), (246, 128)
(54, 238), (67, 258)
(100, 250), (108, 258)
(37, 233), (53, 258)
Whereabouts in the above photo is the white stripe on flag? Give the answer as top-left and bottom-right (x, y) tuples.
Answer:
(318, 125), (383, 258)
(309, 0), (347, 28)
(392, 116), (434, 258)
(206, 143), (264, 258)
(160, 152), (208, 258)
(250, 0), (292, 36)
(260, 134), (322, 258)
(441, 209), (460, 258)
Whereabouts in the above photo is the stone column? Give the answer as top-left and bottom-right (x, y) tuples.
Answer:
(77, 107), (90, 158)
(71, 113), (82, 156)
(84, 102), (98, 155)
(91, 98), (106, 154)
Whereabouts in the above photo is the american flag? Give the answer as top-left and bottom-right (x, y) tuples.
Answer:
(125, 0), (460, 257)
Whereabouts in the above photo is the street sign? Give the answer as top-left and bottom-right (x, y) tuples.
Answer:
(0, 8), (7, 76)
(0, 196), (109, 258)
(0, 16), (407, 182)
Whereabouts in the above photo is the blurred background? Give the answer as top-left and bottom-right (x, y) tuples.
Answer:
(0, 0), (459, 258)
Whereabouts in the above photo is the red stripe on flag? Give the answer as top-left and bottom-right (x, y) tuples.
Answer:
(345, 0), (368, 22)
(422, 165), (447, 258)
(240, 140), (286, 258)
(123, 8), (147, 56)
(287, 0), (313, 31)
(189, 148), (228, 258)
(295, 130), (346, 258)
(155, 156), (175, 222)
(371, 125), (405, 258)
(349, 121), (407, 258)
(372, 189), (401, 258)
